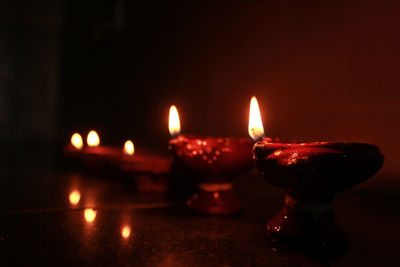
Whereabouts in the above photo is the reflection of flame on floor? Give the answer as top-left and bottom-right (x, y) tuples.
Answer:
(69, 190), (81, 205)
(84, 208), (97, 223)
(213, 192), (219, 200)
(121, 225), (131, 239)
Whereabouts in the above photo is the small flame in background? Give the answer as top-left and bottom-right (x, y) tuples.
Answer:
(248, 96), (265, 141)
(121, 225), (132, 239)
(169, 105), (181, 137)
(84, 208), (97, 223)
(69, 190), (81, 205)
(87, 130), (100, 147)
(71, 133), (83, 150)
(123, 140), (135, 156)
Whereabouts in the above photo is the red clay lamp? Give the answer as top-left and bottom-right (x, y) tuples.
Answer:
(168, 98), (262, 215)
(82, 130), (121, 170)
(119, 139), (171, 192)
(65, 131), (170, 192)
(253, 126), (384, 261)
(65, 130), (120, 169)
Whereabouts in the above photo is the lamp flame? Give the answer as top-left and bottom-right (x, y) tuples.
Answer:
(87, 130), (100, 147)
(123, 140), (135, 156)
(69, 190), (81, 205)
(169, 105), (181, 137)
(71, 133), (83, 150)
(84, 208), (97, 223)
(121, 225), (131, 239)
(248, 96), (265, 141)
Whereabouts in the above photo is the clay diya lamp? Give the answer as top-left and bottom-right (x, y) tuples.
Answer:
(64, 132), (85, 160)
(64, 130), (121, 172)
(169, 135), (253, 214)
(120, 140), (171, 192)
(253, 138), (384, 261)
(167, 99), (263, 215)
(64, 131), (116, 170)
(65, 133), (171, 192)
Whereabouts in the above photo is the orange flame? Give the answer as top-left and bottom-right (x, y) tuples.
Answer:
(87, 130), (100, 147)
(123, 140), (135, 156)
(84, 208), (97, 223)
(121, 225), (131, 239)
(71, 133), (83, 150)
(169, 105), (181, 137)
(248, 96), (265, 141)
(69, 190), (81, 205)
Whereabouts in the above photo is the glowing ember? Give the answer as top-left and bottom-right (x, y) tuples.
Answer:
(71, 133), (83, 150)
(248, 96), (265, 141)
(169, 105), (181, 137)
(69, 190), (81, 205)
(84, 208), (97, 223)
(123, 140), (135, 156)
(87, 130), (100, 147)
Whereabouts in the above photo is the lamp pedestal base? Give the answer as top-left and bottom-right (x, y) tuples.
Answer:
(266, 195), (348, 263)
(186, 182), (242, 215)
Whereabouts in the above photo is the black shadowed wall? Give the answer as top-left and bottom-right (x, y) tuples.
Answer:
(0, 0), (62, 144)
(3, 0), (400, 173)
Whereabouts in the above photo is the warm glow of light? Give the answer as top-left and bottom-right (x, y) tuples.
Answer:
(87, 130), (100, 147)
(123, 140), (135, 156)
(84, 208), (97, 223)
(169, 105), (181, 137)
(69, 190), (81, 205)
(121, 225), (131, 239)
(248, 96), (265, 141)
(71, 133), (83, 150)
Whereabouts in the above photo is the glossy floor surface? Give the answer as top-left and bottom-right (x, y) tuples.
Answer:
(0, 147), (399, 266)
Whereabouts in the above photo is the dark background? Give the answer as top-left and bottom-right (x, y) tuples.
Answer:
(1, 0), (399, 173)
(0, 2), (399, 265)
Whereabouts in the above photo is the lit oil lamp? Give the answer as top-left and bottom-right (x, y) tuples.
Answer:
(84, 130), (121, 163)
(119, 139), (171, 192)
(65, 130), (122, 170)
(75, 130), (123, 173)
(65, 132), (84, 158)
(168, 98), (262, 215)
(252, 127), (384, 261)
(120, 139), (169, 175)
(65, 130), (171, 191)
